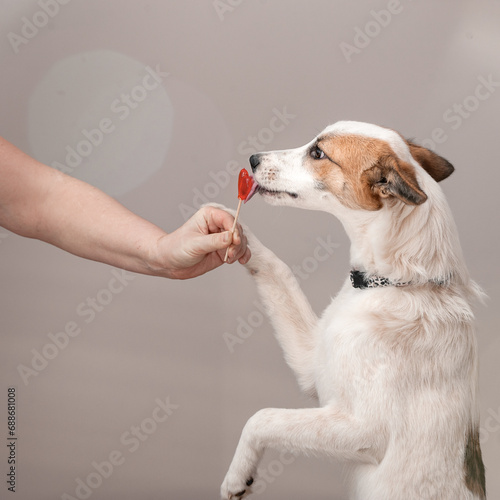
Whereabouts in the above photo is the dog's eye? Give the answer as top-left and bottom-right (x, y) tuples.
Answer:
(310, 146), (325, 160)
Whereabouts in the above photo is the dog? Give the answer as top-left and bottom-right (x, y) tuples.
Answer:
(219, 121), (486, 499)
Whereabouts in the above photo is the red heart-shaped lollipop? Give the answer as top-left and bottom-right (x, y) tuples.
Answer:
(223, 169), (257, 262)
(238, 168), (256, 202)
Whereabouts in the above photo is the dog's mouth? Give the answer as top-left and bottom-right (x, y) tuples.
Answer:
(258, 186), (299, 199)
(247, 171), (299, 201)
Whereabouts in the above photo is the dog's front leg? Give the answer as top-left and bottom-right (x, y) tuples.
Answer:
(244, 230), (319, 395)
(220, 406), (379, 499)
(205, 203), (319, 393)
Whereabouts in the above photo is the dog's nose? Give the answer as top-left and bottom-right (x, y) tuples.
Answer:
(249, 154), (261, 173)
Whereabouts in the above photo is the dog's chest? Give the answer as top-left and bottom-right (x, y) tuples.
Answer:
(313, 286), (395, 407)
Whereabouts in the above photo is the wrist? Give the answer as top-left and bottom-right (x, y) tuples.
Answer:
(143, 232), (176, 279)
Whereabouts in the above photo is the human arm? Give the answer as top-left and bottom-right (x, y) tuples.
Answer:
(0, 136), (250, 279)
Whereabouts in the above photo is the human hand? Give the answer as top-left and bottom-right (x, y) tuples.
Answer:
(153, 206), (251, 279)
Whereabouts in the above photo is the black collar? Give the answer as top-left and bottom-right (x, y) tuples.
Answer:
(350, 270), (410, 289)
(350, 270), (448, 289)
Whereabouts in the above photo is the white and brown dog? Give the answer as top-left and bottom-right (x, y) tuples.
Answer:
(219, 121), (486, 499)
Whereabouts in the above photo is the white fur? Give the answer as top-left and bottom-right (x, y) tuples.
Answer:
(219, 121), (485, 499)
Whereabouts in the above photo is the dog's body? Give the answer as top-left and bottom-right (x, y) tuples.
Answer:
(220, 121), (486, 499)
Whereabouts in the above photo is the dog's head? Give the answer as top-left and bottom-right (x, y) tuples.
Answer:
(249, 121), (453, 212)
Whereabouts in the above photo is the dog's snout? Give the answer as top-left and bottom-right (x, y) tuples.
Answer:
(249, 154), (261, 172)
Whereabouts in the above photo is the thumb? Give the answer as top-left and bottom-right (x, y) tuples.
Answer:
(196, 231), (232, 255)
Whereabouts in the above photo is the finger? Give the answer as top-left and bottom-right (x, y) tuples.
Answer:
(232, 226), (241, 246)
(227, 230), (248, 264)
(202, 206), (235, 234)
(238, 246), (252, 265)
(184, 230), (231, 267)
(198, 231), (232, 256)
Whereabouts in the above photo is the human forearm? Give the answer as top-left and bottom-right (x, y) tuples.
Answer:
(36, 174), (168, 275)
(0, 142), (165, 274)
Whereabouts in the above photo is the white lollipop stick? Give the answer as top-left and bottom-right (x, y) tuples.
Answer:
(223, 199), (243, 262)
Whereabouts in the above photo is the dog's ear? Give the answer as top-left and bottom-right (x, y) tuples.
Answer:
(407, 141), (454, 182)
(364, 155), (427, 206)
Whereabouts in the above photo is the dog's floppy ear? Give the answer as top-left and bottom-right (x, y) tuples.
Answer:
(364, 154), (427, 206)
(407, 141), (454, 182)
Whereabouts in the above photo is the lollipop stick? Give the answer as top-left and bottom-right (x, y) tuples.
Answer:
(223, 199), (243, 262)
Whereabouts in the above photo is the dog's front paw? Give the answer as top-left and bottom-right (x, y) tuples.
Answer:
(221, 474), (254, 499)
(243, 234), (281, 278)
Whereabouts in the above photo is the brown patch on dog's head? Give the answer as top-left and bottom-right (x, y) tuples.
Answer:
(464, 425), (486, 499)
(408, 141), (454, 182)
(307, 134), (427, 211)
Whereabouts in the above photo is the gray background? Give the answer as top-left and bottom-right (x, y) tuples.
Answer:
(1, 1), (499, 499)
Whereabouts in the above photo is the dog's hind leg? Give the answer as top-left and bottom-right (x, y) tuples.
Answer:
(220, 406), (379, 499)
